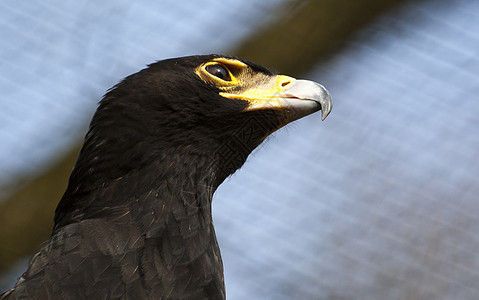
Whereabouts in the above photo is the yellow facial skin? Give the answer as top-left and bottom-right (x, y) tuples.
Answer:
(195, 58), (332, 121)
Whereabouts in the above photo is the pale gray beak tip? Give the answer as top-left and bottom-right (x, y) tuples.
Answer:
(316, 84), (332, 121)
(280, 79), (332, 121)
(320, 92), (332, 121)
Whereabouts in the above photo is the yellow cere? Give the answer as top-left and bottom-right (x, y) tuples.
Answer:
(219, 75), (296, 100)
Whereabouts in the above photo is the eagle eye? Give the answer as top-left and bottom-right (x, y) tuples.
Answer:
(205, 64), (231, 81)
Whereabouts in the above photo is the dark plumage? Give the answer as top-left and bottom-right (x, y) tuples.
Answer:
(1, 55), (331, 299)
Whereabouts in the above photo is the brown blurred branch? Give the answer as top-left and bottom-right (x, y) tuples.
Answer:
(234, 0), (406, 75)
(0, 148), (79, 271)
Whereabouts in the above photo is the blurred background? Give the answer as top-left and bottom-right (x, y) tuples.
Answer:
(1, 0), (479, 299)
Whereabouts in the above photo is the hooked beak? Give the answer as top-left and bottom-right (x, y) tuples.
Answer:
(220, 76), (332, 122)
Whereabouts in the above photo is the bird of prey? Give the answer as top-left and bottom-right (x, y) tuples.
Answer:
(1, 55), (332, 299)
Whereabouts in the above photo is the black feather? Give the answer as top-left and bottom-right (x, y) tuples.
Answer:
(2, 55), (286, 300)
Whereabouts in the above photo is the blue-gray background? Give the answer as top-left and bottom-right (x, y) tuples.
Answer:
(1, 0), (479, 299)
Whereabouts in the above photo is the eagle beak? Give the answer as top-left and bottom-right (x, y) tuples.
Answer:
(221, 75), (332, 122)
(278, 79), (332, 121)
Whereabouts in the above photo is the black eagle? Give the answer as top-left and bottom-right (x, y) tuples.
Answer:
(1, 55), (331, 299)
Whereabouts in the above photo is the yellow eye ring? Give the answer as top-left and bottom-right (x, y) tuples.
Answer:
(196, 58), (247, 86)
(200, 62), (238, 85)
